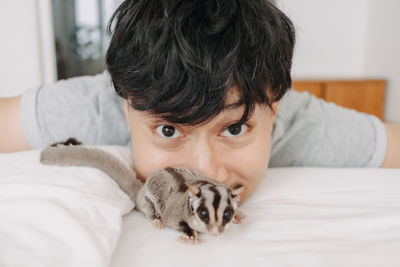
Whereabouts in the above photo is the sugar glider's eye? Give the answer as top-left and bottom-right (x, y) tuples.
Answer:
(197, 208), (209, 222)
(223, 208), (233, 223)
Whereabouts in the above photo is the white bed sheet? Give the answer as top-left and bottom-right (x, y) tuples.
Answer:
(112, 168), (400, 267)
(1, 147), (399, 267)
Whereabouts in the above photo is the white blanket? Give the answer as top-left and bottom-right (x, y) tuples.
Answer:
(1, 147), (399, 267)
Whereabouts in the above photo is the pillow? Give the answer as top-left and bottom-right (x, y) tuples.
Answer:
(0, 147), (133, 267)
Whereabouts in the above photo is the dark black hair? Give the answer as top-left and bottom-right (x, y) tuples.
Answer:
(106, 0), (295, 125)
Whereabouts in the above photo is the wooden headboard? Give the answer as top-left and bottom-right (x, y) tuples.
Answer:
(292, 80), (386, 120)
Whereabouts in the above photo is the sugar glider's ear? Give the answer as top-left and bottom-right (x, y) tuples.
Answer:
(185, 182), (201, 198)
(231, 185), (246, 202)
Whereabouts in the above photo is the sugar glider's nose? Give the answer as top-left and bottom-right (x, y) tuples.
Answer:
(210, 227), (221, 236)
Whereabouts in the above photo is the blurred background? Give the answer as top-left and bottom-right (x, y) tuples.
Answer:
(0, 0), (399, 123)
(51, 0), (123, 79)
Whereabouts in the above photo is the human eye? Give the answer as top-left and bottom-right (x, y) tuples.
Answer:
(221, 123), (249, 137)
(155, 125), (182, 138)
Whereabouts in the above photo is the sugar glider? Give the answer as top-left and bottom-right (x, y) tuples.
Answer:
(40, 139), (246, 242)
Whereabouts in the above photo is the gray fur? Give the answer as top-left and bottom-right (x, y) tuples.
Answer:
(40, 146), (141, 200)
(40, 143), (245, 240)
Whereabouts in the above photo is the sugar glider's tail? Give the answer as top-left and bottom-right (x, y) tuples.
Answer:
(40, 143), (143, 201)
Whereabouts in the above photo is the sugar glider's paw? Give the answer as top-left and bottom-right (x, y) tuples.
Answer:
(233, 210), (246, 224)
(152, 219), (164, 229)
(178, 232), (204, 244)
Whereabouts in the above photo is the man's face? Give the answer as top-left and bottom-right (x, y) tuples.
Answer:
(124, 90), (278, 203)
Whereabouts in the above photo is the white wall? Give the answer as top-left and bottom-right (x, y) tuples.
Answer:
(278, 0), (400, 123)
(0, 0), (56, 98)
(364, 0), (400, 123)
(278, 0), (369, 78)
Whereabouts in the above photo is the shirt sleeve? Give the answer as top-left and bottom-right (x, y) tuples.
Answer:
(269, 90), (387, 168)
(20, 71), (130, 149)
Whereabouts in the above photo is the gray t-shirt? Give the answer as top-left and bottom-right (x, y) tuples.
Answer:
(20, 71), (387, 167)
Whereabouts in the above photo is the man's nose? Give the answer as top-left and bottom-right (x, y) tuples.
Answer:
(188, 138), (228, 183)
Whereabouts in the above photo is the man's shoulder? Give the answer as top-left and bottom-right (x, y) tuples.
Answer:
(50, 71), (113, 94)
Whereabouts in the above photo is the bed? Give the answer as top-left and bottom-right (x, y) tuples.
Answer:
(1, 146), (399, 267)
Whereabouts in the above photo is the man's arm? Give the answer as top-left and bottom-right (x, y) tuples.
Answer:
(381, 123), (400, 168)
(0, 95), (31, 153)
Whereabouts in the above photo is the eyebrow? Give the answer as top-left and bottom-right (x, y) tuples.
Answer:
(144, 100), (246, 124)
(223, 100), (245, 110)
